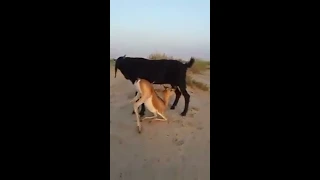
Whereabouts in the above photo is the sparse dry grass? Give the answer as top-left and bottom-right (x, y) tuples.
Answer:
(186, 75), (209, 91)
(188, 59), (210, 74)
(148, 53), (175, 60)
(148, 53), (209, 75)
(110, 59), (115, 67)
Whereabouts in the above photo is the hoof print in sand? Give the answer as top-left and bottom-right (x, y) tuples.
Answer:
(188, 107), (199, 117)
(197, 126), (203, 130)
(191, 107), (199, 111)
(189, 113), (195, 118)
(173, 138), (185, 146)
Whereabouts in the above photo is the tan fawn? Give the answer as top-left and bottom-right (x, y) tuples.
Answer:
(130, 78), (176, 133)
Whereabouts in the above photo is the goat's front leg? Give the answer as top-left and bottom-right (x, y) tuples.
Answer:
(139, 103), (146, 116)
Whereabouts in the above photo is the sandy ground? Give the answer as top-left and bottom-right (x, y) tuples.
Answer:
(110, 68), (210, 180)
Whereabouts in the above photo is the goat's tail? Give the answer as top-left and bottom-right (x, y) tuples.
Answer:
(185, 57), (195, 68)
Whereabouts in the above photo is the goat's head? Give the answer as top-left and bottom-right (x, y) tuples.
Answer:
(114, 54), (126, 78)
(114, 54), (126, 62)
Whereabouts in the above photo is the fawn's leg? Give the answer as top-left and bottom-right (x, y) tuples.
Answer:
(142, 112), (157, 121)
(133, 103), (141, 132)
(152, 112), (168, 122)
(132, 91), (139, 114)
(133, 96), (148, 133)
(130, 92), (140, 103)
(131, 91), (145, 116)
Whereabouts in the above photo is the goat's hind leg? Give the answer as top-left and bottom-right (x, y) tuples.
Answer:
(170, 85), (181, 110)
(180, 88), (190, 116)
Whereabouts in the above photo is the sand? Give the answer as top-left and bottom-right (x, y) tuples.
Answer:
(110, 68), (210, 180)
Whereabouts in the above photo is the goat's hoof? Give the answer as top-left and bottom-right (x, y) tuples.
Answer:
(170, 106), (175, 110)
(139, 112), (145, 117)
(137, 126), (142, 133)
(131, 111), (135, 114)
(180, 112), (187, 116)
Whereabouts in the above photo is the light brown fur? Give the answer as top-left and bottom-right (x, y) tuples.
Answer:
(130, 79), (175, 133)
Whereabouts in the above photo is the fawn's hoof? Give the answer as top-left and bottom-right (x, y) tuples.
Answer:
(137, 126), (142, 133)
(170, 106), (175, 110)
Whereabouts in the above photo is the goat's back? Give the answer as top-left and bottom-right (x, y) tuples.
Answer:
(117, 58), (190, 85)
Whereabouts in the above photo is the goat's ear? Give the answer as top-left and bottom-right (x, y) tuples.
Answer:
(123, 54), (126, 58)
(162, 85), (167, 89)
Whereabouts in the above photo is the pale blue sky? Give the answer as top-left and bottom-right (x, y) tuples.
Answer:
(110, 0), (210, 60)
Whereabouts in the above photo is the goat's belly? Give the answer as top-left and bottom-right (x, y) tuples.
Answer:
(144, 97), (157, 113)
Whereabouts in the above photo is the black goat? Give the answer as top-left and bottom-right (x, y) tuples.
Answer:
(114, 55), (195, 116)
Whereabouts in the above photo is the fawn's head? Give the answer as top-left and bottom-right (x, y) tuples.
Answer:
(162, 85), (176, 100)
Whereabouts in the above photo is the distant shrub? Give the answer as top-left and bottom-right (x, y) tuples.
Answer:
(148, 53), (210, 75)
(148, 53), (174, 60)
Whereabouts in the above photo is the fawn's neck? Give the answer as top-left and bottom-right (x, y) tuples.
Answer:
(162, 94), (170, 108)
(152, 91), (169, 112)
